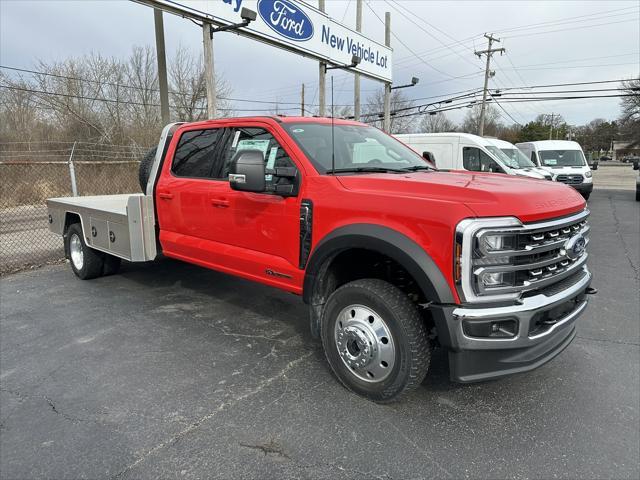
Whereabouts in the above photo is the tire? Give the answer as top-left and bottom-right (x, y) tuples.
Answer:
(635, 187), (640, 202)
(138, 146), (158, 193)
(65, 224), (104, 280)
(321, 279), (431, 403)
(102, 255), (121, 276)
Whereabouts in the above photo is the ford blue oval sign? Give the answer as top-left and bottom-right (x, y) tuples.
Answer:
(149, 0), (392, 82)
(257, 0), (314, 42)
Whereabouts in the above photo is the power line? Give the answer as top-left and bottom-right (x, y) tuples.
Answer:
(364, 0), (473, 82)
(0, 64), (360, 108)
(0, 84), (302, 112)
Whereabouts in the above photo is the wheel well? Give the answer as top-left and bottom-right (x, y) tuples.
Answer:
(62, 213), (82, 258)
(309, 248), (435, 337)
(63, 212), (81, 234)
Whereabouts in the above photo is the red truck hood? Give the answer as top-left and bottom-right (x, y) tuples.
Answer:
(337, 171), (586, 223)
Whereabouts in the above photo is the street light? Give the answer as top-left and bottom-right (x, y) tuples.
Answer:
(390, 77), (419, 90)
(210, 7), (257, 36)
(325, 55), (361, 72)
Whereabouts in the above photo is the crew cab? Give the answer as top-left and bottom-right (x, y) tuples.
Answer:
(47, 117), (595, 402)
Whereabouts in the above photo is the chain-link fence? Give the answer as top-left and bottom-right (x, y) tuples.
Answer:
(0, 141), (150, 274)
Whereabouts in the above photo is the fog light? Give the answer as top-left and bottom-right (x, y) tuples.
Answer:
(463, 319), (518, 338)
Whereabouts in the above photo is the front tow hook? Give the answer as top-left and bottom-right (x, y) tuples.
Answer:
(585, 286), (598, 295)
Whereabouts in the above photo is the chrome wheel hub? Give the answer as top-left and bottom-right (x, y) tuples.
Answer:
(334, 305), (395, 383)
(70, 233), (84, 270)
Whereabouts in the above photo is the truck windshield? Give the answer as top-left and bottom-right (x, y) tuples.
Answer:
(484, 146), (524, 169)
(499, 147), (536, 168)
(539, 150), (586, 167)
(283, 122), (432, 174)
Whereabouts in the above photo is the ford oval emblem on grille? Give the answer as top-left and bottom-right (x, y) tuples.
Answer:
(258, 0), (314, 42)
(565, 234), (586, 259)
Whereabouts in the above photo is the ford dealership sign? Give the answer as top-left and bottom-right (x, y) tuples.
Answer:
(142, 0), (392, 82)
(258, 0), (314, 42)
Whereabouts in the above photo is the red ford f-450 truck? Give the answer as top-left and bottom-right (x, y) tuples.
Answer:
(47, 117), (595, 402)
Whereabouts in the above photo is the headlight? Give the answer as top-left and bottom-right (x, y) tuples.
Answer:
(584, 171), (592, 178)
(480, 271), (515, 287)
(479, 233), (516, 253)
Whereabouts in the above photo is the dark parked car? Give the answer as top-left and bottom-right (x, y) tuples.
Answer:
(622, 155), (640, 164)
(599, 155), (611, 162)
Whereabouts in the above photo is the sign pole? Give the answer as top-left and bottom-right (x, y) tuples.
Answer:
(202, 22), (217, 119)
(153, 9), (170, 124)
(354, 0), (362, 121)
(383, 11), (391, 132)
(318, 0), (326, 117)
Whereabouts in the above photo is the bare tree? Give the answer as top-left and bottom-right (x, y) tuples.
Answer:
(460, 104), (502, 136)
(0, 45), (235, 147)
(419, 112), (456, 133)
(169, 45), (233, 122)
(619, 78), (640, 145)
(363, 88), (418, 133)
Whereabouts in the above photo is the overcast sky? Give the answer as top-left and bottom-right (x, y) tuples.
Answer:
(1, 0), (638, 126)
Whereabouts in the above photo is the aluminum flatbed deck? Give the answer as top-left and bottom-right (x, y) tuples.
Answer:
(47, 193), (156, 262)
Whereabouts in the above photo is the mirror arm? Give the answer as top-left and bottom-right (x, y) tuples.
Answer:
(267, 167), (297, 178)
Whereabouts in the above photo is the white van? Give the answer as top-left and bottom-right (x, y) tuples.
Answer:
(483, 138), (552, 180)
(515, 140), (593, 199)
(395, 133), (549, 180)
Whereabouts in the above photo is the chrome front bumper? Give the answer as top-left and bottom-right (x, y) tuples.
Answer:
(451, 266), (592, 350)
(431, 266), (592, 383)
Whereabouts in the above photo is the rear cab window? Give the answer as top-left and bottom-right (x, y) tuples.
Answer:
(171, 128), (225, 178)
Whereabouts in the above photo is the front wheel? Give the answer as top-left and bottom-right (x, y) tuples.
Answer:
(321, 279), (431, 403)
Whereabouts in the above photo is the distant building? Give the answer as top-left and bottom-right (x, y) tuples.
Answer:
(613, 141), (640, 161)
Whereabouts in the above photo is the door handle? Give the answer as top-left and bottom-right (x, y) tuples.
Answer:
(210, 198), (230, 208)
(158, 192), (174, 200)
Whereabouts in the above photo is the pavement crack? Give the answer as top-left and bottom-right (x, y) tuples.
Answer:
(576, 335), (640, 346)
(111, 351), (313, 479)
(608, 193), (639, 281)
(239, 439), (290, 458)
(380, 418), (453, 478)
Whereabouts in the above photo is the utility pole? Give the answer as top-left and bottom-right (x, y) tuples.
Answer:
(383, 11), (391, 132)
(301, 83), (305, 116)
(475, 34), (505, 136)
(318, 0), (326, 116)
(202, 22), (216, 119)
(153, 9), (170, 124)
(548, 113), (555, 139)
(354, 0), (362, 121)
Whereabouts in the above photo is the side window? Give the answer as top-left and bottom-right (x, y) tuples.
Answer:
(463, 147), (481, 171)
(463, 147), (501, 172)
(220, 127), (297, 187)
(172, 128), (224, 178)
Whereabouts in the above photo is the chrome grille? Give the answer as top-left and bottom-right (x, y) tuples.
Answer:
(456, 210), (590, 303)
(556, 174), (583, 184)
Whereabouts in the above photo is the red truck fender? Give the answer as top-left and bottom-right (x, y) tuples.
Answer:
(302, 223), (455, 338)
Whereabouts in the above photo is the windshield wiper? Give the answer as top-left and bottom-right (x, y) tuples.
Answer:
(325, 167), (406, 174)
(400, 165), (435, 172)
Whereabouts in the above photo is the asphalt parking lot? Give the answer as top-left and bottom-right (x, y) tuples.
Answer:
(1, 189), (638, 480)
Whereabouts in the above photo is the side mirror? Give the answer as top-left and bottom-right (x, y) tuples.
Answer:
(422, 151), (435, 163)
(489, 162), (503, 173)
(229, 149), (266, 193)
(591, 160), (598, 171)
(633, 160), (639, 171)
